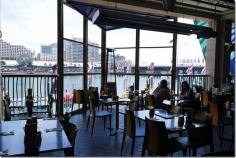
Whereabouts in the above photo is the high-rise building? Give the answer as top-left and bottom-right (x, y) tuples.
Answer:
(0, 39), (34, 60)
(40, 37), (100, 62)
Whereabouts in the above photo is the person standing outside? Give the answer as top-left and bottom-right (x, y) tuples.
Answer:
(147, 62), (155, 91)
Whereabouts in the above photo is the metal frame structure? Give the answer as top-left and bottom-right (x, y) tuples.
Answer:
(56, 0), (234, 115)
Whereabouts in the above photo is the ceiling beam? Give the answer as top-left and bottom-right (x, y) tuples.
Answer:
(66, 0), (220, 22)
(191, 0), (234, 10)
(221, 10), (235, 21)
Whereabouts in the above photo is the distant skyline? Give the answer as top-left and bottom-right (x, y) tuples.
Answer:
(1, 0), (205, 66)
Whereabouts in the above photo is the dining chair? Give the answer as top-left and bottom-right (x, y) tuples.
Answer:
(120, 110), (145, 156)
(145, 95), (155, 109)
(87, 90), (112, 136)
(64, 122), (78, 156)
(201, 90), (209, 111)
(142, 118), (187, 156)
(169, 105), (182, 114)
(24, 123), (41, 156)
(182, 112), (214, 156)
(73, 89), (85, 111)
(219, 101), (234, 149)
(47, 93), (54, 117)
(106, 82), (117, 97)
(89, 86), (98, 91)
(119, 96), (139, 114)
(119, 96), (142, 127)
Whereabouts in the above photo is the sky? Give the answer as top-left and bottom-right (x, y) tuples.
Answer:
(1, 0), (205, 66)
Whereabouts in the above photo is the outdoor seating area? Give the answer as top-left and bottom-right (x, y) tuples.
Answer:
(0, 0), (235, 157)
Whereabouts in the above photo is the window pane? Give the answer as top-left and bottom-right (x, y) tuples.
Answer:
(139, 48), (172, 92)
(140, 30), (173, 47)
(64, 5), (83, 39)
(107, 28), (136, 48)
(88, 21), (101, 47)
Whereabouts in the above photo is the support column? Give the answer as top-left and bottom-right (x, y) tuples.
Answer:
(83, 16), (88, 111)
(101, 30), (107, 89)
(171, 18), (177, 92)
(222, 20), (232, 82)
(83, 16), (88, 91)
(214, 19), (232, 88)
(135, 29), (140, 90)
(57, 0), (64, 116)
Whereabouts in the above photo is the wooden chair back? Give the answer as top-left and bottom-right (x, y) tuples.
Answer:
(64, 122), (78, 156)
(88, 90), (98, 116)
(73, 89), (84, 104)
(129, 96), (139, 111)
(89, 87), (98, 91)
(144, 118), (168, 156)
(106, 82), (117, 97)
(124, 110), (136, 138)
(209, 102), (218, 126)
(188, 112), (213, 148)
(47, 94), (54, 117)
(24, 123), (41, 156)
(145, 95), (155, 109)
(170, 105), (182, 114)
(202, 90), (209, 108)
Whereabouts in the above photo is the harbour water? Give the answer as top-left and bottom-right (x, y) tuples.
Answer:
(4, 75), (169, 102)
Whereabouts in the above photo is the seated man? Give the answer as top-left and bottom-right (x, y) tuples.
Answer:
(152, 79), (170, 109)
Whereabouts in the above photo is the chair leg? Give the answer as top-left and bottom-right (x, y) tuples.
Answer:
(131, 137), (136, 156)
(138, 118), (141, 127)
(218, 126), (222, 139)
(109, 115), (112, 135)
(230, 129), (234, 150)
(120, 133), (126, 156)
(188, 148), (191, 156)
(210, 143), (214, 152)
(86, 116), (90, 130)
(104, 117), (106, 130)
(91, 117), (95, 136)
(220, 125), (224, 147)
(192, 148), (197, 156)
(182, 148), (187, 156)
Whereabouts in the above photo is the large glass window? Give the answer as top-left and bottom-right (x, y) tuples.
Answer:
(139, 30), (173, 92)
(2, 0), (59, 114)
(176, 18), (207, 93)
(88, 21), (101, 89)
(63, 6), (84, 113)
(107, 29), (135, 96)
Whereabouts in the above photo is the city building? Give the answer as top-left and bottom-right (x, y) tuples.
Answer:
(0, 39), (34, 60)
(40, 37), (100, 62)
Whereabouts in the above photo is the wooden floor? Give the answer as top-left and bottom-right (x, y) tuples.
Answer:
(39, 105), (234, 156)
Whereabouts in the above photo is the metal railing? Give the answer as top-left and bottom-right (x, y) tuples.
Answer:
(2, 73), (211, 116)
(2, 73), (57, 115)
(176, 74), (211, 94)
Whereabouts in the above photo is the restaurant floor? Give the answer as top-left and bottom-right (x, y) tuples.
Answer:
(40, 106), (235, 157)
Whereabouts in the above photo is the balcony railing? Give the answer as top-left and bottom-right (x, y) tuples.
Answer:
(176, 74), (211, 94)
(2, 73), (211, 117)
(2, 73), (57, 116)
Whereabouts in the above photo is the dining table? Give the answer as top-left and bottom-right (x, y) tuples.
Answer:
(99, 98), (131, 135)
(134, 109), (206, 133)
(0, 118), (71, 156)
